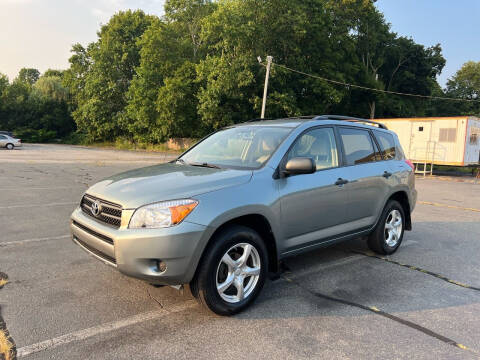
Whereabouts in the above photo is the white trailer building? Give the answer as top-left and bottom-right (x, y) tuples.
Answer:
(376, 116), (480, 168)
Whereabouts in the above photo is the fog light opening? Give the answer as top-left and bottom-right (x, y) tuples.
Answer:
(155, 260), (167, 273)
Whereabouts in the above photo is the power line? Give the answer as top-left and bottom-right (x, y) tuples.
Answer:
(263, 61), (480, 103)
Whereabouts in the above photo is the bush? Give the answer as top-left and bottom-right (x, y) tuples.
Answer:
(14, 128), (57, 143)
(62, 131), (88, 145)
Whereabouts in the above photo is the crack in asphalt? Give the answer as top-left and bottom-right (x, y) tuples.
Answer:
(146, 287), (164, 309)
(280, 272), (478, 355)
(350, 250), (480, 292)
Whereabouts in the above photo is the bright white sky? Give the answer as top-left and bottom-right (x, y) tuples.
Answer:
(0, 0), (165, 81)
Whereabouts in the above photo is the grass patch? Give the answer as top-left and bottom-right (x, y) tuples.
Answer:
(82, 139), (187, 154)
(432, 165), (479, 176)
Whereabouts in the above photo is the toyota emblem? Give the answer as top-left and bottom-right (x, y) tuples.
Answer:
(91, 200), (102, 217)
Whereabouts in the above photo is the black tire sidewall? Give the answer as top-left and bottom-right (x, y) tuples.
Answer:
(369, 200), (405, 255)
(196, 225), (268, 315)
(380, 200), (405, 253)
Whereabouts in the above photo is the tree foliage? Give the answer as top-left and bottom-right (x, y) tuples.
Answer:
(16, 68), (40, 85)
(0, 70), (74, 142)
(3, 1), (476, 145)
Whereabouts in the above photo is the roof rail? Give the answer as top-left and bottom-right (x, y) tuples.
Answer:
(246, 118), (271, 122)
(245, 114), (388, 129)
(314, 115), (388, 129)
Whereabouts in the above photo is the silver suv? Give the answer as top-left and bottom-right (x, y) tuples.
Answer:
(70, 115), (417, 315)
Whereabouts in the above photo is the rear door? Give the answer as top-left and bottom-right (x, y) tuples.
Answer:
(278, 126), (350, 253)
(338, 126), (391, 229)
(373, 129), (412, 187)
(0, 135), (7, 146)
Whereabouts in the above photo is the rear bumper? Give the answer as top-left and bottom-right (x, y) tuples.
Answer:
(70, 207), (210, 285)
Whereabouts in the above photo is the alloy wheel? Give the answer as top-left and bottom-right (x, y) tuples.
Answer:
(215, 243), (261, 303)
(384, 209), (403, 247)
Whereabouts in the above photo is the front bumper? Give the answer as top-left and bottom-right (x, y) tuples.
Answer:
(70, 207), (211, 285)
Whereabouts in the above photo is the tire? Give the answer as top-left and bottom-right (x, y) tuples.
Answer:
(367, 200), (405, 255)
(190, 225), (268, 316)
(6, 143), (14, 150)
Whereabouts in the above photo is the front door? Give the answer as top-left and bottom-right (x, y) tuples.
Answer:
(277, 127), (350, 254)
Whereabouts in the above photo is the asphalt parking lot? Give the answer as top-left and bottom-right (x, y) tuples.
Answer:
(1, 144), (480, 359)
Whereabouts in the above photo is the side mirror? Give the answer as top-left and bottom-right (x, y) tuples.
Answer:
(282, 157), (316, 176)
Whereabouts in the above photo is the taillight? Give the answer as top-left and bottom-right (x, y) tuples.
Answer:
(405, 159), (415, 170)
(17, 139), (21, 143)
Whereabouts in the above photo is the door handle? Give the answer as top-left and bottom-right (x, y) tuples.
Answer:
(335, 178), (349, 186)
(383, 171), (392, 178)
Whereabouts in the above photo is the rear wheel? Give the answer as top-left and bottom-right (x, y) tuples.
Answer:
(368, 200), (405, 255)
(6, 143), (14, 150)
(190, 225), (268, 315)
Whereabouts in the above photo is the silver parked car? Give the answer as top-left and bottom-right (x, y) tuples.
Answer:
(70, 115), (417, 315)
(0, 134), (22, 150)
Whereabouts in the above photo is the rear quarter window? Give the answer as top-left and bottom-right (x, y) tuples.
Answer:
(374, 131), (397, 160)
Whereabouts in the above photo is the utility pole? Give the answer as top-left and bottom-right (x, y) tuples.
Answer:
(261, 55), (273, 119)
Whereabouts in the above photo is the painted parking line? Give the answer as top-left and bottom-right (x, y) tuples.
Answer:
(0, 202), (78, 210)
(0, 235), (70, 247)
(17, 300), (197, 358)
(418, 200), (480, 213)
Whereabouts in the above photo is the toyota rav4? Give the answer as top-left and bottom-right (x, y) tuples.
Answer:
(70, 115), (417, 315)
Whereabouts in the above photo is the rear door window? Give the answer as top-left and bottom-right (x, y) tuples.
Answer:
(338, 127), (377, 166)
(374, 131), (397, 160)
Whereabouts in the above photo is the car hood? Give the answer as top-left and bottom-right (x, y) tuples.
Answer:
(85, 163), (253, 209)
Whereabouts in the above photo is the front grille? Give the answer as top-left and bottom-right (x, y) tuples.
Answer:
(81, 194), (122, 228)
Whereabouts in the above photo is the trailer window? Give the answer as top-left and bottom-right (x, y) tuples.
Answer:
(439, 128), (457, 143)
(470, 127), (480, 145)
(374, 131), (396, 160)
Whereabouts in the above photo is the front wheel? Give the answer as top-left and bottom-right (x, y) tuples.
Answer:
(368, 200), (405, 255)
(190, 225), (268, 315)
(6, 143), (14, 150)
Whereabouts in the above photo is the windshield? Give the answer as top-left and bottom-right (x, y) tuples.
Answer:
(179, 126), (292, 169)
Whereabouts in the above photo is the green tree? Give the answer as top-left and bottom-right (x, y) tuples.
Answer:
(156, 61), (201, 139)
(33, 76), (68, 101)
(43, 69), (65, 78)
(444, 61), (480, 116)
(126, 1), (215, 142)
(69, 10), (156, 141)
(125, 19), (185, 142)
(16, 68), (40, 85)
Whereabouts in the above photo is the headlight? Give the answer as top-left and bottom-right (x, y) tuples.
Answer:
(129, 199), (198, 229)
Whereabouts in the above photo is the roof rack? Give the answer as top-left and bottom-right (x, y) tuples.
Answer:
(245, 114), (388, 129)
(246, 118), (272, 122)
(314, 115), (388, 130)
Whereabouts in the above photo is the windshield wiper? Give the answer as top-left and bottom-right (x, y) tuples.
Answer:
(189, 162), (222, 169)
